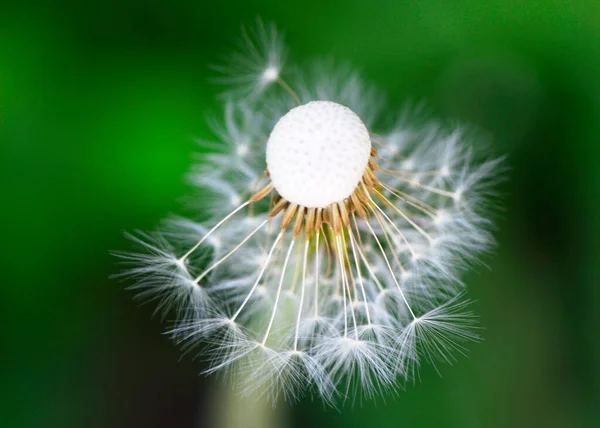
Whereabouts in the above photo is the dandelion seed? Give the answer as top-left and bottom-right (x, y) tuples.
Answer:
(115, 21), (504, 405)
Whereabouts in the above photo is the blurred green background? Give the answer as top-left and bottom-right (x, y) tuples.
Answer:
(2, 1), (599, 427)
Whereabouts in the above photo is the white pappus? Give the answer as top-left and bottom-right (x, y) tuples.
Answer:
(115, 19), (504, 405)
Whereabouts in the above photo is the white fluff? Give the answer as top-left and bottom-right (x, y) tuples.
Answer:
(115, 20), (504, 406)
(266, 101), (371, 208)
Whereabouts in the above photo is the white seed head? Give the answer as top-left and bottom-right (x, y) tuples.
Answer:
(117, 21), (504, 406)
(266, 101), (371, 208)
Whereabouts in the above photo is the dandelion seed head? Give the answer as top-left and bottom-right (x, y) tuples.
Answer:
(266, 101), (371, 208)
(115, 20), (504, 405)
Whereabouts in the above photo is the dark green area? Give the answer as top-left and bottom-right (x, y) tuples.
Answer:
(2, 1), (599, 427)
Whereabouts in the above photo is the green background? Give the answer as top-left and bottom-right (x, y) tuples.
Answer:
(2, 1), (599, 427)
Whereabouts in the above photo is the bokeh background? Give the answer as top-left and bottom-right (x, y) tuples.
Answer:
(2, 1), (599, 427)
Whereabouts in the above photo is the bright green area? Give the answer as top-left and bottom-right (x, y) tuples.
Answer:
(2, 1), (599, 427)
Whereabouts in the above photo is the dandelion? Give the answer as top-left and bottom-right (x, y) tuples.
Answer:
(115, 19), (504, 405)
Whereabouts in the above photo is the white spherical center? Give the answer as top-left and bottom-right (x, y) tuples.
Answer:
(266, 101), (371, 208)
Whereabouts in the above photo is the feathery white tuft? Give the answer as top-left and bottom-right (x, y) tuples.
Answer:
(213, 18), (286, 98)
(115, 20), (504, 406)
